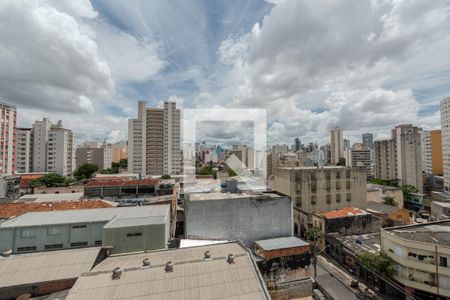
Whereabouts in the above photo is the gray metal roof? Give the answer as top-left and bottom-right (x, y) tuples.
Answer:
(0, 205), (170, 228)
(0, 247), (100, 288)
(255, 236), (309, 251)
(66, 242), (270, 300)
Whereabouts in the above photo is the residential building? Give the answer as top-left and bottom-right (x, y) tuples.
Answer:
(381, 221), (450, 299)
(366, 183), (404, 208)
(0, 175), (20, 200)
(273, 166), (367, 237)
(320, 143), (331, 165)
(344, 138), (351, 150)
(83, 178), (163, 199)
(185, 192), (292, 247)
(228, 144), (255, 170)
(394, 124), (423, 193)
(422, 130), (443, 176)
(0, 205), (171, 255)
(66, 242), (271, 300)
(0, 247), (101, 299)
(128, 101), (181, 176)
(15, 128), (32, 173)
(47, 121), (75, 176)
(331, 127), (344, 165)
(76, 142), (112, 170)
(272, 144), (290, 155)
(0, 101), (17, 176)
(362, 133), (374, 149)
(32, 118), (51, 173)
(111, 140), (127, 163)
(374, 139), (397, 180)
(294, 137), (302, 151)
(442, 97), (450, 193)
(366, 201), (412, 226)
(430, 201), (450, 221)
(255, 236), (312, 299)
(346, 143), (372, 180)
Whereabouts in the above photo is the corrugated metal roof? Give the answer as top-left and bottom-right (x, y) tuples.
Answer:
(255, 236), (309, 251)
(0, 247), (100, 288)
(0, 205), (170, 228)
(67, 242), (270, 300)
(19, 193), (84, 202)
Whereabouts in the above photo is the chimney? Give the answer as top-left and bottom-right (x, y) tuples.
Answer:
(143, 258), (151, 267)
(204, 251), (211, 259)
(2, 250), (12, 257)
(165, 261), (174, 272)
(227, 254), (235, 264)
(112, 267), (122, 280)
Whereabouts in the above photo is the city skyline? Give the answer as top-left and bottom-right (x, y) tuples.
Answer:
(1, 0), (449, 146)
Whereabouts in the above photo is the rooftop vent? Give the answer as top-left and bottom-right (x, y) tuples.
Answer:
(2, 250), (12, 257)
(165, 261), (174, 272)
(204, 251), (211, 259)
(227, 254), (235, 264)
(112, 267), (122, 280)
(143, 258), (151, 267)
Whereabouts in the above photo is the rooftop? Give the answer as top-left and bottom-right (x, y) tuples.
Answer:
(367, 201), (401, 215)
(320, 207), (368, 219)
(278, 166), (352, 170)
(432, 201), (450, 208)
(0, 247), (100, 288)
(0, 200), (113, 219)
(84, 178), (160, 187)
(189, 192), (282, 202)
(255, 236), (309, 251)
(384, 220), (450, 247)
(0, 205), (170, 228)
(66, 242), (270, 300)
(366, 183), (401, 191)
(328, 232), (381, 254)
(18, 192), (84, 202)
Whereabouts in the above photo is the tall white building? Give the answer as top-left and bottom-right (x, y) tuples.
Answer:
(47, 122), (75, 176)
(128, 101), (181, 176)
(330, 127), (344, 165)
(32, 118), (51, 172)
(15, 128), (32, 173)
(441, 97), (450, 192)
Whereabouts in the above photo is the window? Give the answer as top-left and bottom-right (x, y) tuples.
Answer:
(17, 246), (37, 252)
(326, 195), (331, 204)
(311, 195), (316, 205)
(45, 244), (63, 250)
(21, 229), (35, 238)
(336, 194), (341, 203)
(127, 232), (142, 237)
(346, 170), (351, 178)
(47, 227), (61, 236)
(72, 224), (87, 229)
(346, 181), (351, 189)
(95, 240), (103, 246)
(295, 196), (302, 207)
(441, 256), (448, 267)
(336, 171), (341, 179)
(346, 193), (352, 202)
(71, 242), (88, 247)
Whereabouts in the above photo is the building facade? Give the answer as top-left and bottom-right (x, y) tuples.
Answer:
(128, 101), (181, 176)
(362, 133), (374, 150)
(331, 127), (344, 165)
(347, 143), (372, 180)
(442, 97), (450, 193)
(374, 139), (397, 180)
(76, 142), (112, 170)
(0, 101), (17, 176)
(274, 166), (367, 237)
(47, 122), (75, 176)
(32, 118), (51, 173)
(111, 141), (127, 163)
(15, 128), (32, 174)
(422, 130), (443, 176)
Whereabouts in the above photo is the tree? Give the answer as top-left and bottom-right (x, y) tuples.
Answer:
(369, 178), (399, 187)
(73, 163), (99, 181)
(336, 158), (346, 166)
(161, 174), (171, 180)
(29, 173), (71, 188)
(357, 251), (397, 278)
(383, 196), (396, 206)
(401, 184), (419, 202)
(306, 226), (323, 280)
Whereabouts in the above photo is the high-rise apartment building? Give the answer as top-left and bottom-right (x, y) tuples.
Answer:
(111, 141), (127, 163)
(32, 118), (51, 173)
(128, 101), (181, 176)
(15, 128), (32, 173)
(76, 142), (112, 170)
(421, 130), (443, 175)
(346, 143), (372, 180)
(294, 138), (301, 151)
(0, 101), (17, 176)
(441, 97), (450, 192)
(374, 139), (397, 180)
(362, 133), (374, 149)
(47, 122), (75, 176)
(394, 124), (423, 193)
(330, 127), (344, 165)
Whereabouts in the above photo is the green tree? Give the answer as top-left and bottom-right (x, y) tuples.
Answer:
(73, 163), (99, 181)
(119, 158), (127, 168)
(306, 226), (323, 280)
(383, 196), (396, 206)
(336, 158), (346, 166)
(29, 173), (71, 188)
(401, 184), (419, 202)
(161, 174), (171, 180)
(357, 251), (397, 278)
(369, 178), (399, 187)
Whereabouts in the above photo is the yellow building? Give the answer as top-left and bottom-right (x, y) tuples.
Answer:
(422, 130), (443, 175)
(381, 221), (450, 298)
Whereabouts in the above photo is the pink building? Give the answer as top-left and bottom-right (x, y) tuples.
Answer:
(0, 101), (17, 175)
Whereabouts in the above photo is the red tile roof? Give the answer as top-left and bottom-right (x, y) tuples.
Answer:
(320, 207), (368, 219)
(84, 179), (160, 187)
(0, 200), (113, 219)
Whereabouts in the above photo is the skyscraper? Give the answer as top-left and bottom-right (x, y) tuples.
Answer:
(0, 101), (17, 176)
(15, 128), (32, 173)
(330, 127), (343, 165)
(294, 138), (301, 151)
(362, 133), (374, 149)
(128, 101), (181, 176)
(47, 121), (75, 176)
(421, 130), (443, 176)
(440, 97), (450, 192)
(32, 117), (51, 172)
(374, 139), (396, 180)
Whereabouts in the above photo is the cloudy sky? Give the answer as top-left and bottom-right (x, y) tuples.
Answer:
(1, 0), (450, 146)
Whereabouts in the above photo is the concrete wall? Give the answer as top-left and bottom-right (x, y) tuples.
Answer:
(185, 195), (292, 247)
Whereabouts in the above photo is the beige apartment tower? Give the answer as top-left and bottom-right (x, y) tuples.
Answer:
(330, 127), (344, 165)
(374, 139), (397, 180)
(441, 97), (450, 193)
(128, 101), (181, 176)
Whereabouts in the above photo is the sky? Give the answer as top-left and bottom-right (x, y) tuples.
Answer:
(1, 0), (450, 147)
